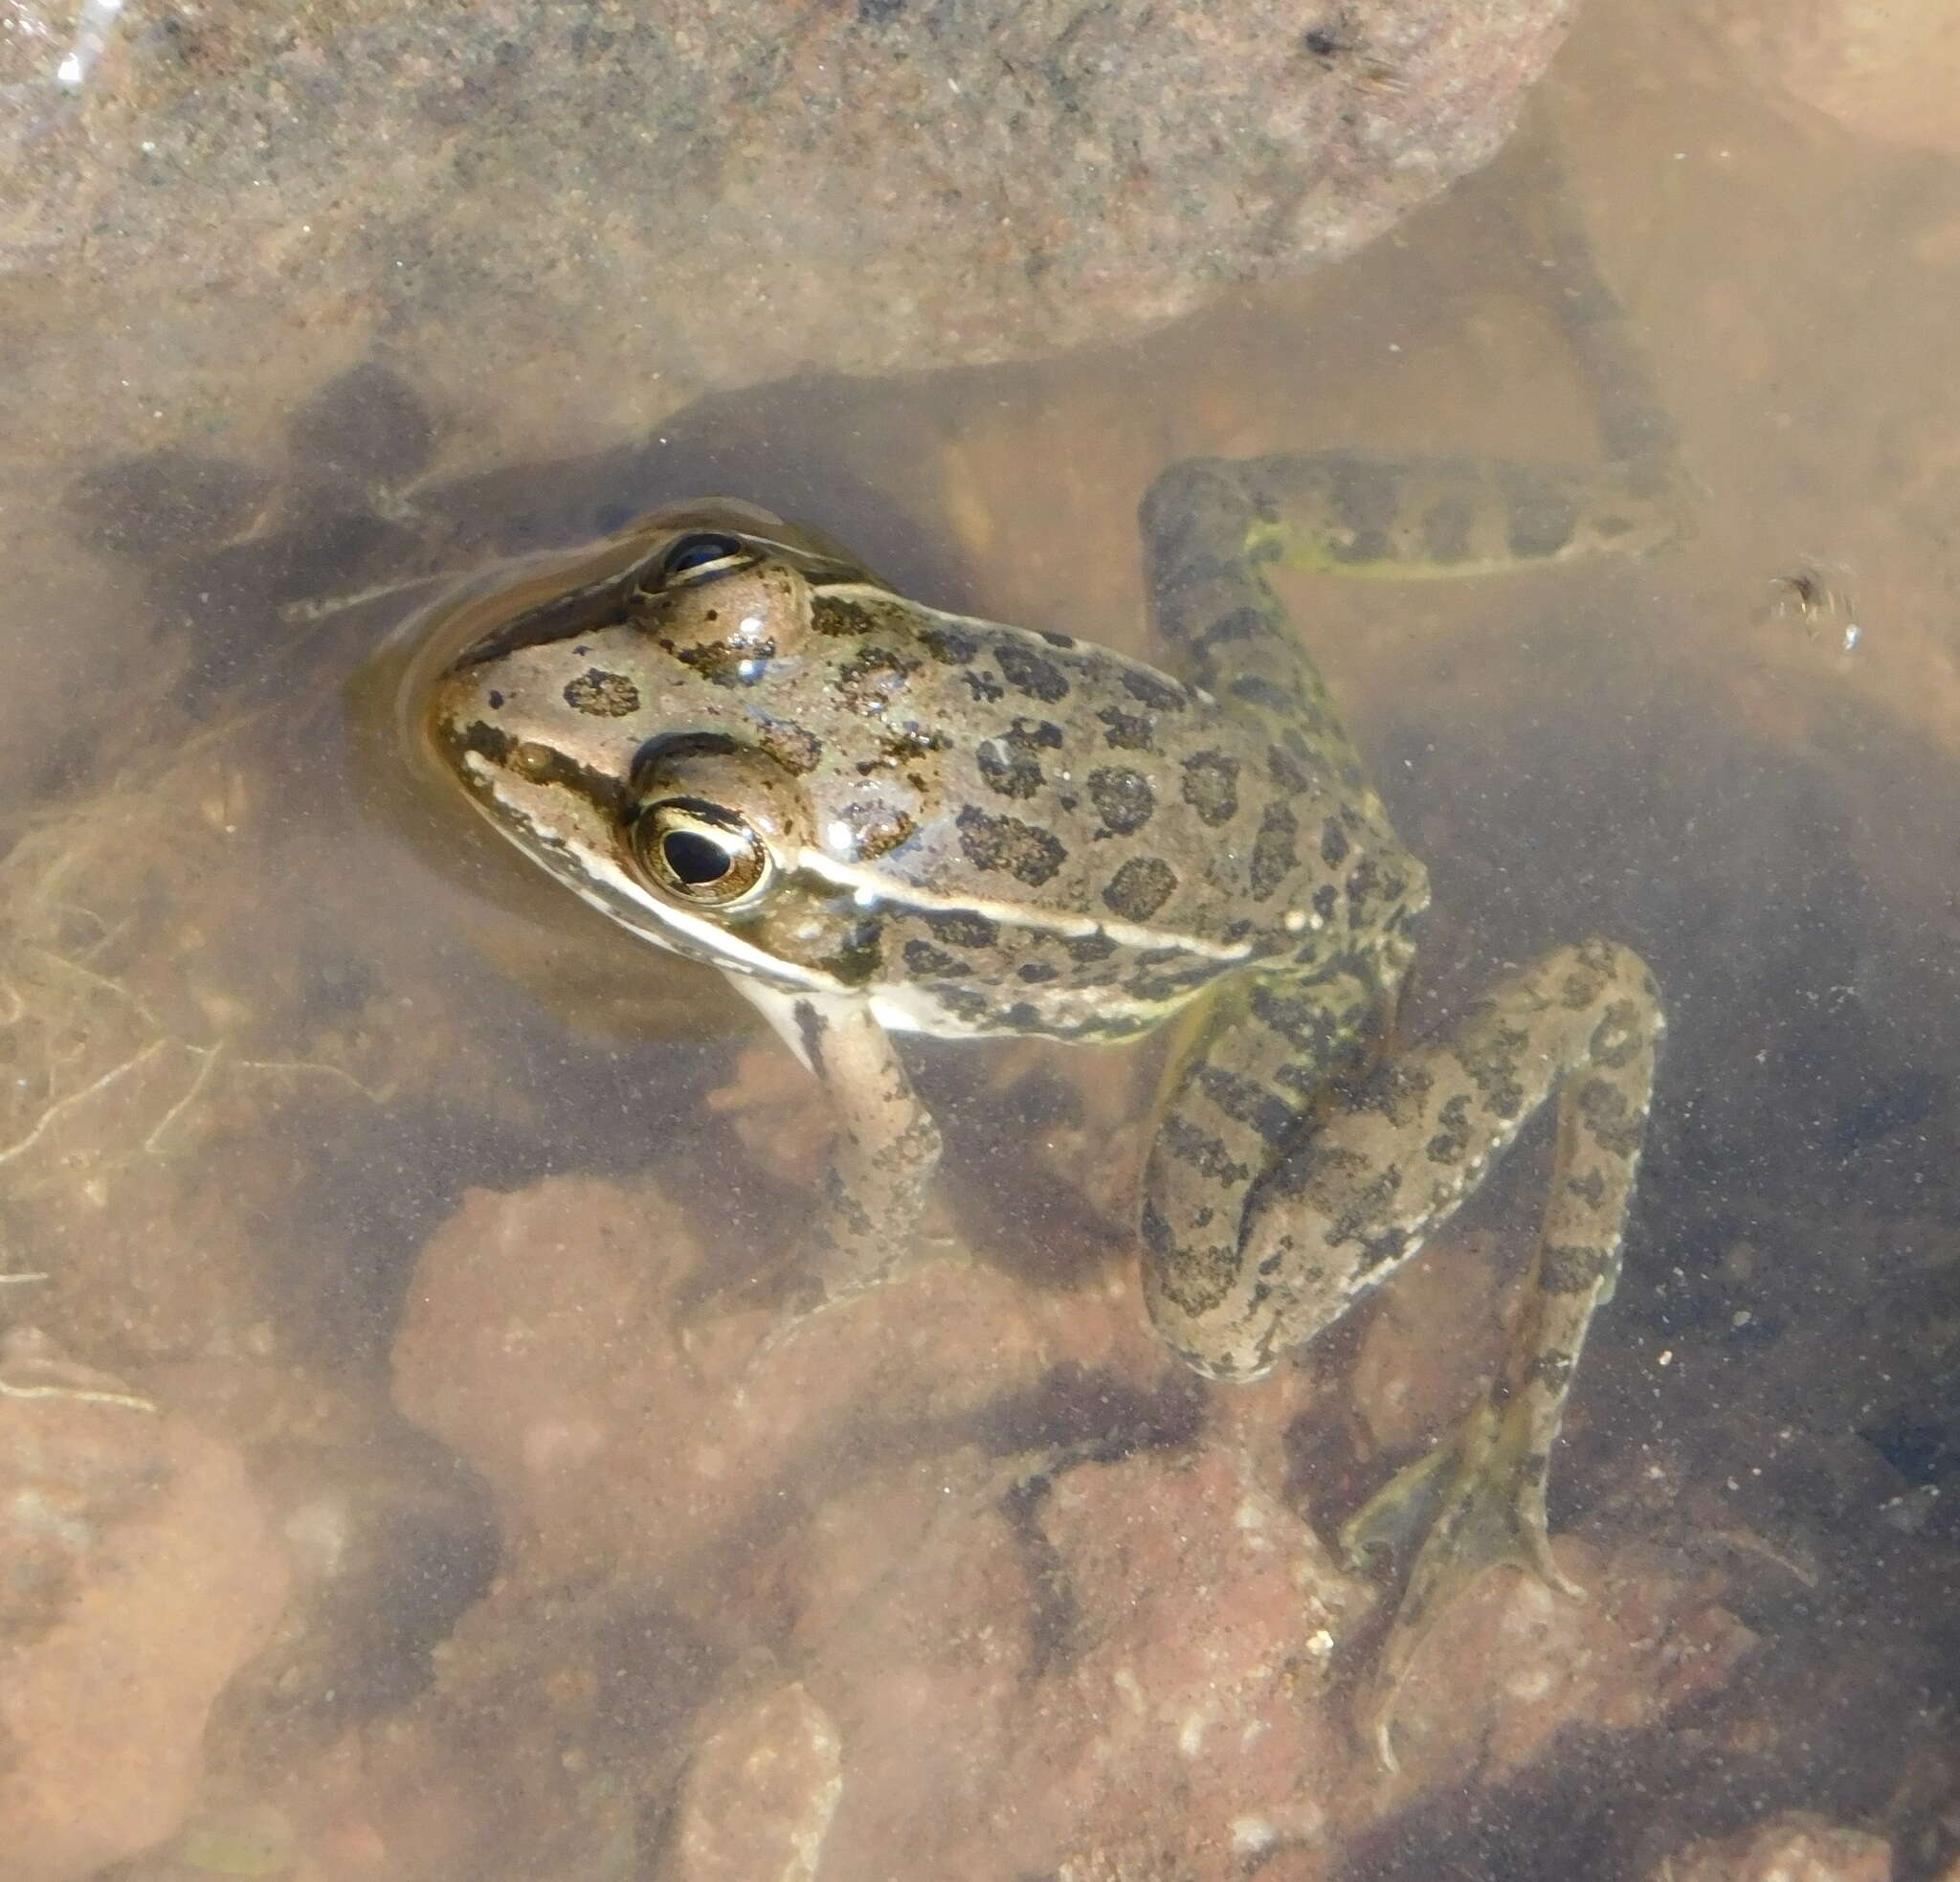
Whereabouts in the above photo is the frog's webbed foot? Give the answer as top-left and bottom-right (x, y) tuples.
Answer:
(1339, 1391), (1579, 1770)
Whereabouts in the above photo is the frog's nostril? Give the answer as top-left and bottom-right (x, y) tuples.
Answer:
(512, 740), (558, 781)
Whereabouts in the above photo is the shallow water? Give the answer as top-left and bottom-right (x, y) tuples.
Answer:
(5, 0), (1960, 1876)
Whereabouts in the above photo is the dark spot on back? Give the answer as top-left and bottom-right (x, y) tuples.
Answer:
(563, 669), (642, 717)
(1121, 668), (1187, 712)
(1326, 458), (1402, 567)
(1195, 605), (1267, 651)
(919, 624), (980, 664)
(755, 716), (823, 775)
(816, 915), (885, 987)
(837, 645), (918, 712)
(1097, 706), (1155, 751)
(663, 637), (775, 686)
(978, 739), (1044, 798)
(1249, 801), (1299, 900)
(924, 909), (1000, 949)
(903, 939), (968, 978)
(995, 641), (1071, 703)
(1499, 463), (1580, 560)
(1180, 751), (1240, 826)
(1102, 856), (1177, 923)
(1268, 743), (1315, 795)
(956, 804), (1067, 886)
(842, 800), (917, 859)
(1229, 675), (1296, 716)
(1087, 767), (1156, 836)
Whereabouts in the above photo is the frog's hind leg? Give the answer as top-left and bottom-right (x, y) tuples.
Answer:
(1236, 938), (1660, 1765)
(1140, 454), (1372, 784)
(1139, 148), (1691, 616)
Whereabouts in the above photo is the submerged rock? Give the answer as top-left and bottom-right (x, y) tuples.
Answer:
(4, 0), (1574, 472)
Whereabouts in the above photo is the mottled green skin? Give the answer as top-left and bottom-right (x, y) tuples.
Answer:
(414, 146), (1694, 1760)
(426, 506), (1419, 1045)
(423, 444), (1673, 1761)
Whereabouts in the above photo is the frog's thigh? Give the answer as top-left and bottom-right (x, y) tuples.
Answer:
(1161, 938), (1662, 1391)
(737, 984), (944, 1292)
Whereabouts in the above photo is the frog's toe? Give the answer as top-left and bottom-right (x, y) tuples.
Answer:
(1339, 1397), (1581, 1768)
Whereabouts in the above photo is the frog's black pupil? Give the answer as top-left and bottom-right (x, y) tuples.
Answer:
(665, 533), (743, 576)
(662, 829), (731, 885)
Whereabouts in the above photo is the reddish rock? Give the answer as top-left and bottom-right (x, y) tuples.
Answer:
(667, 1682), (843, 1882)
(3, 1), (1574, 479)
(799, 1444), (1749, 1878)
(390, 1174), (1168, 1574)
(917, 1446), (1358, 1882)
(390, 1169), (1755, 1878)
(1374, 1535), (1756, 1782)
(1645, 1811), (1893, 1882)
(0, 1337), (291, 1882)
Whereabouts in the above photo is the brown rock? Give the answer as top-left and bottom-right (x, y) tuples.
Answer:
(390, 1174), (1167, 1576)
(382, 1168), (1758, 1877)
(666, 1682), (843, 1882)
(1377, 1536), (1757, 1783)
(2, 1), (1573, 475)
(383, 1150), (1753, 1872)
(1645, 1811), (1893, 1882)
(0, 1337), (291, 1882)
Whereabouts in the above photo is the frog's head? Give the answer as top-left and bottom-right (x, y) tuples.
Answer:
(420, 502), (926, 986)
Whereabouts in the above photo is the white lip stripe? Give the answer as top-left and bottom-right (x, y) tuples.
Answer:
(465, 729), (1254, 996)
(463, 756), (835, 993)
(565, 855), (832, 989)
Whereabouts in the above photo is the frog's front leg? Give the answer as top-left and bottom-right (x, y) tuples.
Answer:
(737, 983), (942, 1299)
(1145, 937), (1661, 1761)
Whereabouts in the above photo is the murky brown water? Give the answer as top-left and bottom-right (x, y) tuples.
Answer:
(5, 1), (1960, 1877)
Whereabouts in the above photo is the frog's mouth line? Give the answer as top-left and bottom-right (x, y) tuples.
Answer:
(443, 705), (1266, 997)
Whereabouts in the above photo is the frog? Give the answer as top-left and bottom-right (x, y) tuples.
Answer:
(413, 178), (1683, 1760)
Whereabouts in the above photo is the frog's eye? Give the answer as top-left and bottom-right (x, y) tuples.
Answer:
(631, 796), (775, 907)
(658, 532), (747, 584)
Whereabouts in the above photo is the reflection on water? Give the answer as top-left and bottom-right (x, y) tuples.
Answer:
(4, 0), (1960, 1876)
